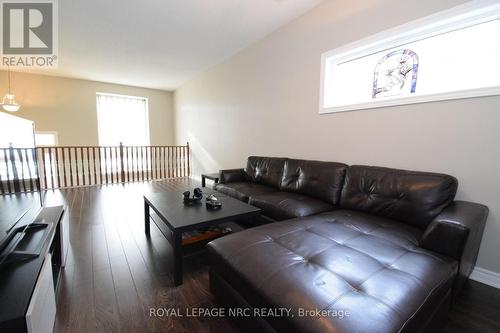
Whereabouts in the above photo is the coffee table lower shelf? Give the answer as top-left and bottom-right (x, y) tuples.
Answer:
(143, 192), (261, 286)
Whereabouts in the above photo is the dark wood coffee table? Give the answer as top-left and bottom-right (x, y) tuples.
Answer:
(144, 189), (261, 286)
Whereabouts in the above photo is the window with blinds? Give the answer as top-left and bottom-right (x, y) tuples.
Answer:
(96, 93), (150, 146)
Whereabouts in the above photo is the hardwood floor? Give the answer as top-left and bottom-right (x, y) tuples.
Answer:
(43, 178), (500, 333)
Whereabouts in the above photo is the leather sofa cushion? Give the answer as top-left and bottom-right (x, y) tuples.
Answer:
(208, 210), (457, 333)
(280, 158), (347, 205)
(214, 182), (277, 202)
(248, 192), (334, 221)
(340, 165), (458, 229)
(245, 156), (286, 189)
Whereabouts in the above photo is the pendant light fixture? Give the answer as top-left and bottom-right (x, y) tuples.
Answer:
(1, 67), (20, 112)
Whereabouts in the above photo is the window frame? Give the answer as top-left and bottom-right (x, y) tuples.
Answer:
(319, 1), (500, 114)
(95, 92), (150, 146)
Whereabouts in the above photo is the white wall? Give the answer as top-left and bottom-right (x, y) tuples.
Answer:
(174, 0), (500, 275)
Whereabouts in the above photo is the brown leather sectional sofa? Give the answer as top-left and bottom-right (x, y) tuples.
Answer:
(208, 156), (489, 333)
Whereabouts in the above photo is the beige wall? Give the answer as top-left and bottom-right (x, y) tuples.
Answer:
(174, 0), (500, 274)
(0, 71), (174, 145)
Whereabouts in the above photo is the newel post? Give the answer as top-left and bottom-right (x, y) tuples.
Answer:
(119, 142), (125, 183)
(186, 142), (190, 177)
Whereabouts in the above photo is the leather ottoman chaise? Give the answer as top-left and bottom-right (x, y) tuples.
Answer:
(208, 156), (488, 333)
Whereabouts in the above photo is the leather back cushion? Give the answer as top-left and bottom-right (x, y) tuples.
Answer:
(340, 165), (458, 228)
(245, 156), (286, 189)
(281, 158), (347, 205)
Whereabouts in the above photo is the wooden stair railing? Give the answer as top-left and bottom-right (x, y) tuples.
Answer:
(37, 142), (190, 189)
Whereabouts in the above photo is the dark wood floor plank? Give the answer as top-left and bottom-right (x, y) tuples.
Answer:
(43, 178), (500, 333)
(93, 267), (121, 333)
(109, 255), (150, 333)
(91, 224), (111, 272)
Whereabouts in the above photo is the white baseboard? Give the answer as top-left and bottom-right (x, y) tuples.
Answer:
(470, 266), (500, 289)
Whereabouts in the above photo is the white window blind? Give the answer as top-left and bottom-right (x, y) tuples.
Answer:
(96, 93), (150, 146)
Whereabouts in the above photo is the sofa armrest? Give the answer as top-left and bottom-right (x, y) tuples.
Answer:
(420, 200), (488, 295)
(219, 168), (247, 184)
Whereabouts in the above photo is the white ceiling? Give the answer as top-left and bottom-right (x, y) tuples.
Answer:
(30, 0), (323, 91)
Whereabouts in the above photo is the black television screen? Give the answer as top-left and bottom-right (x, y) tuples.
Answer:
(0, 111), (42, 251)
(0, 193), (42, 251)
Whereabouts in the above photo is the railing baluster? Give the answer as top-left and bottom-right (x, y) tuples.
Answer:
(169, 146), (172, 178)
(135, 146), (138, 181)
(182, 146), (184, 177)
(140, 146), (144, 181)
(146, 147), (150, 180)
(92, 147), (97, 186)
(179, 146), (182, 178)
(143, 147), (147, 180)
(40, 147), (47, 189)
(130, 147), (134, 182)
(109, 147), (113, 183)
(158, 147), (161, 179)
(103, 147), (108, 185)
(119, 143), (124, 183)
(165, 146), (169, 179)
(54, 147), (60, 188)
(111, 147), (115, 183)
(174, 146), (177, 178)
(127, 147), (131, 182)
(86, 147), (91, 185)
(131, 147), (134, 182)
(168, 146), (171, 178)
(111, 147), (115, 184)
(181, 146), (185, 177)
(172, 147), (177, 178)
(158, 147), (162, 179)
(161, 147), (165, 179)
(167, 147), (168, 178)
(110, 147), (113, 184)
(165, 147), (169, 178)
(3, 149), (12, 193)
(126, 147), (130, 182)
(26, 148), (34, 191)
(77, 148), (83, 186)
(178, 146), (182, 178)
(132, 146), (136, 182)
(153, 147), (158, 179)
(149, 147), (153, 180)
(74, 148), (78, 186)
(176, 146), (179, 178)
(97, 147), (102, 185)
(8, 145), (19, 192)
(16, 148), (26, 192)
(115, 146), (119, 183)
(181, 146), (186, 177)
(62, 148), (67, 187)
(158, 147), (165, 179)
(117, 146), (120, 182)
(69, 148), (74, 187)
(49, 147), (54, 188)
